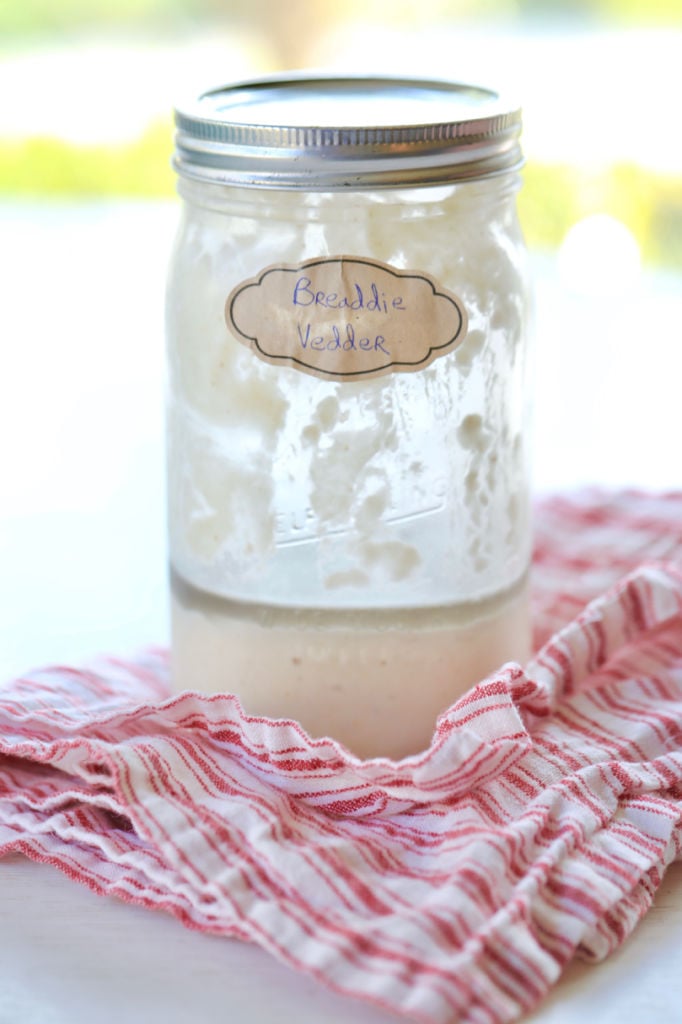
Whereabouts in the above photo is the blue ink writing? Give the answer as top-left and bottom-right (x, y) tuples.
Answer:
(292, 276), (405, 314)
(297, 323), (390, 356)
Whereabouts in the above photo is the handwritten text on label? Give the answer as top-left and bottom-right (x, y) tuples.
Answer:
(226, 257), (468, 381)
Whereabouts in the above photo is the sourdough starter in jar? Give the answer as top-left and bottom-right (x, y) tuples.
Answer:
(167, 76), (533, 759)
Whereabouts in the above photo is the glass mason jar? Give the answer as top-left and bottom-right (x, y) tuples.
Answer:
(167, 75), (533, 759)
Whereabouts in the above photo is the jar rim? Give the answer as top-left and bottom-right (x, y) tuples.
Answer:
(173, 73), (523, 190)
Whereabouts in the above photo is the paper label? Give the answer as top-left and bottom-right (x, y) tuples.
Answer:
(225, 256), (467, 381)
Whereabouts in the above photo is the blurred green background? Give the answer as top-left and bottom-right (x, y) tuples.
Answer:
(1, 0), (680, 266)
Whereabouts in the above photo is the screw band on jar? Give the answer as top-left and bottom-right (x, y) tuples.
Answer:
(173, 74), (523, 190)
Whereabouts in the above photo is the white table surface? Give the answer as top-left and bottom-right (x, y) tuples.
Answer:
(2, 201), (682, 1024)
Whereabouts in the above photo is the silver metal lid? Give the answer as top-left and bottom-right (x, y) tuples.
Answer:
(173, 74), (522, 190)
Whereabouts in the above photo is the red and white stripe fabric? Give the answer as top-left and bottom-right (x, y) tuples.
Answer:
(2, 490), (682, 1024)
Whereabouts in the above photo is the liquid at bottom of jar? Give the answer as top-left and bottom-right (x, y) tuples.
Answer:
(169, 571), (531, 761)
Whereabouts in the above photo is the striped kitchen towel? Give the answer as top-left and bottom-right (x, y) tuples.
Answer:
(1, 489), (682, 1024)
